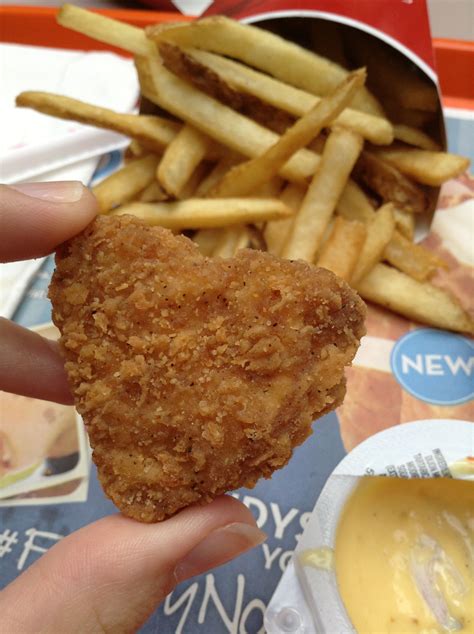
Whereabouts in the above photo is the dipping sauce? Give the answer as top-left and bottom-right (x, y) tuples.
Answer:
(335, 477), (474, 633)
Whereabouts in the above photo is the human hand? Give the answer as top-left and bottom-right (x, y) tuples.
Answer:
(0, 182), (265, 632)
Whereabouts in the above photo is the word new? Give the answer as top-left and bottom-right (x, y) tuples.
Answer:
(401, 353), (473, 376)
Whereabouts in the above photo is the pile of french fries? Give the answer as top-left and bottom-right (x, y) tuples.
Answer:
(16, 5), (473, 334)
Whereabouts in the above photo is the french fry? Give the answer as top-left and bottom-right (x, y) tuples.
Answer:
(353, 150), (427, 213)
(307, 134), (327, 154)
(158, 124), (216, 197)
(317, 217), (367, 281)
(159, 46), (393, 145)
(194, 154), (241, 197)
(157, 42), (294, 135)
(213, 225), (265, 256)
(232, 226), (254, 253)
(192, 228), (223, 256)
(283, 128), (364, 262)
(356, 264), (473, 334)
(393, 124), (440, 151)
(145, 21), (188, 36)
(178, 162), (211, 199)
(58, 4), (155, 57)
(393, 207), (415, 240)
(373, 148), (470, 186)
(383, 230), (448, 281)
(209, 69), (366, 198)
(126, 140), (147, 159)
(336, 180), (376, 223)
(93, 155), (160, 212)
(135, 56), (321, 183)
(16, 91), (179, 153)
(213, 226), (250, 258)
(351, 203), (395, 283)
(252, 176), (283, 199)
(147, 16), (382, 115)
(110, 197), (293, 229)
(138, 180), (169, 203)
(319, 217), (336, 251)
(264, 183), (306, 256)
(280, 183), (307, 210)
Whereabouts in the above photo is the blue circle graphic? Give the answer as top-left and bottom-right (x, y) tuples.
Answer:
(390, 328), (474, 406)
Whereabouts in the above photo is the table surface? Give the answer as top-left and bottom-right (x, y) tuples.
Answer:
(7, 0), (474, 41)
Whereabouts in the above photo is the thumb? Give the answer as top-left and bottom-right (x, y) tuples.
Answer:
(0, 182), (97, 262)
(0, 496), (265, 633)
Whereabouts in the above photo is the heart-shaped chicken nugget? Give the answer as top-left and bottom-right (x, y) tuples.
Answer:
(49, 215), (365, 522)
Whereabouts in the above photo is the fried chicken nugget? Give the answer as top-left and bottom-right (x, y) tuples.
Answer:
(49, 215), (365, 522)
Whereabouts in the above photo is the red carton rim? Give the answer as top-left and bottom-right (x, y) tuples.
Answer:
(1, 5), (473, 109)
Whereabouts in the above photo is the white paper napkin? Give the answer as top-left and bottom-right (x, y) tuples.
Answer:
(0, 43), (139, 318)
(0, 43), (139, 183)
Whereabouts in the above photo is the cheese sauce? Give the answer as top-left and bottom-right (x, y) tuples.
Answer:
(335, 477), (474, 633)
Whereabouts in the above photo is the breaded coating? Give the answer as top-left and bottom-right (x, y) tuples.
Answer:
(49, 215), (365, 522)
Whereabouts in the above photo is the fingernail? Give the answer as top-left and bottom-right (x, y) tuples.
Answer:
(174, 523), (267, 583)
(12, 181), (84, 203)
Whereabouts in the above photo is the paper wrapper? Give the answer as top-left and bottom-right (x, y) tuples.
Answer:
(0, 324), (91, 507)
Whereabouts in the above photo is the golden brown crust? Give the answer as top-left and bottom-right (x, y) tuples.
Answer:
(49, 215), (365, 522)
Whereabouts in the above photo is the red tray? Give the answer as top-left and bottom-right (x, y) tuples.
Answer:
(1, 5), (473, 110)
